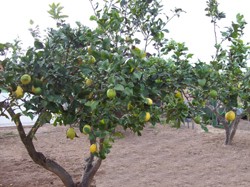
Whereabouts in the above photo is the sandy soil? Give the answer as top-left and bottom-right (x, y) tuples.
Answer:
(1, 120), (250, 187)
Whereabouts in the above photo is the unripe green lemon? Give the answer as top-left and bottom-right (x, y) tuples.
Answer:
(210, 90), (217, 99)
(34, 87), (42, 95)
(67, 127), (76, 140)
(107, 89), (116, 99)
(194, 117), (201, 124)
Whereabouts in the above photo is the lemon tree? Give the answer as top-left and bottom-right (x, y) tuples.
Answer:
(0, 1), (184, 186)
(164, 1), (250, 146)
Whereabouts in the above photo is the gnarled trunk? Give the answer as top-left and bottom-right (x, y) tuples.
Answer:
(79, 156), (102, 187)
(4, 102), (75, 187)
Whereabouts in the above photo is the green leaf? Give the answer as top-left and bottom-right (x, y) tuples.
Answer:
(101, 50), (110, 60)
(85, 101), (99, 111)
(82, 68), (92, 75)
(114, 131), (123, 138)
(187, 54), (194, 58)
(123, 87), (133, 96)
(74, 84), (81, 95)
(133, 71), (142, 80)
(114, 84), (124, 91)
(88, 133), (95, 140)
(139, 111), (146, 122)
(100, 131), (109, 139)
(34, 40), (44, 49)
(99, 59), (109, 70)
(201, 125), (209, 132)
(40, 101), (48, 108)
(103, 38), (111, 50)
(90, 15), (97, 21)
(30, 19), (34, 25)
(12, 113), (21, 121)
(94, 130), (101, 137)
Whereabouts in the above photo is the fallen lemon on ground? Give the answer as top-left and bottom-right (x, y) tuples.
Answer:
(12, 86), (23, 98)
(83, 125), (91, 135)
(225, 111), (235, 121)
(147, 98), (153, 105)
(145, 112), (150, 121)
(90, 144), (97, 153)
(21, 74), (31, 85)
(67, 127), (76, 140)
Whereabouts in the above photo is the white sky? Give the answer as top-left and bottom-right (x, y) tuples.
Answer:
(1, 0), (250, 63)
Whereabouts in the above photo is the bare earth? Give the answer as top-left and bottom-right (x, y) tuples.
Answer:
(1, 120), (250, 187)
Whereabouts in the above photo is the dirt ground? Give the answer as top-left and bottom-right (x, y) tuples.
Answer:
(1, 120), (250, 187)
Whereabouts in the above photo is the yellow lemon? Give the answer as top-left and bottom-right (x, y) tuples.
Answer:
(40, 77), (48, 85)
(88, 46), (92, 54)
(83, 125), (91, 135)
(21, 74), (31, 85)
(147, 98), (153, 105)
(175, 92), (181, 98)
(78, 58), (83, 65)
(32, 86), (36, 93)
(88, 55), (95, 64)
(145, 112), (150, 121)
(225, 111), (235, 121)
(90, 144), (97, 153)
(12, 86), (23, 98)
(67, 127), (76, 140)
(86, 79), (92, 85)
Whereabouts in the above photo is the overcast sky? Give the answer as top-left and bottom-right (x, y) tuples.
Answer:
(1, 0), (250, 63)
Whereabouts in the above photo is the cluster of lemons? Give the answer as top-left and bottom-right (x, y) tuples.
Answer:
(11, 74), (46, 98)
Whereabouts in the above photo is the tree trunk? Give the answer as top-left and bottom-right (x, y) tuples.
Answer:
(224, 117), (240, 145)
(80, 157), (102, 187)
(4, 103), (75, 187)
(225, 126), (231, 145)
(228, 117), (240, 145)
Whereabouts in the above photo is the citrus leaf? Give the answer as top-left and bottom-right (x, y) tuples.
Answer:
(114, 84), (124, 91)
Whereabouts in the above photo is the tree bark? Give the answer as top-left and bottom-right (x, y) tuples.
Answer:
(3, 101), (75, 187)
(228, 117), (240, 145)
(80, 157), (102, 187)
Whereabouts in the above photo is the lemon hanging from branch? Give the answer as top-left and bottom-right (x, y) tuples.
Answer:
(225, 111), (235, 121)
(21, 74), (31, 85)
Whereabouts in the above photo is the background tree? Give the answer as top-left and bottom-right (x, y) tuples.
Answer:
(164, 0), (250, 145)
